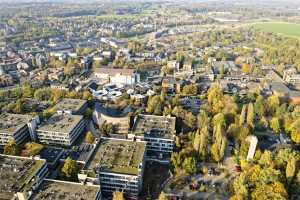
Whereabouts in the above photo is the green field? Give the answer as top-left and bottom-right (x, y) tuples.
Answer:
(253, 22), (300, 38)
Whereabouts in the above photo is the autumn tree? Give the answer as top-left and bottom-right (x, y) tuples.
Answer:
(158, 192), (168, 200)
(85, 132), (95, 144)
(112, 191), (125, 200)
(4, 140), (19, 156)
(241, 63), (251, 74)
(61, 157), (79, 180)
(247, 103), (254, 128)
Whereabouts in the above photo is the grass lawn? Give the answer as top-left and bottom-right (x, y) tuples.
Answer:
(253, 22), (300, 38)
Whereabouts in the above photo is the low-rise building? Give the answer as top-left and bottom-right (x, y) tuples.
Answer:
(31, 179), (102, 200)
(0, 113), (39, 146)
(52, 98), (88, 115)
(94, 68), (140, 85)
(80, 138), (146, 197)
(0, 155), (48, 200)
(131, 114), (176, 156)
(37, 113), (85, 146)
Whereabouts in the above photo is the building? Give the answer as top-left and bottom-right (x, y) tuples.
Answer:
(0, 113), (39, 146)
(94, 68), (140, 85)
(0, 155), (48, 200)
(80, 138), (146, 197)
(283, 68), (300, 87)
(131, 114), (176, 157)
(37, 113), (85, 146)
(52, 98), (88, 115)
(31, 179), (102, 200)
(94, 104), (131, 135)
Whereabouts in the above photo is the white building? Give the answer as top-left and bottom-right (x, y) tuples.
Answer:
(94, 68), (140, 85)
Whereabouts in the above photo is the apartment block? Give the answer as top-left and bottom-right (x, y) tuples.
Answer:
(81, 138), (146, 197)
(0, 113), (39, 146)
(131, 114), (176, 155)
(0, 155), (48, 200)
(37, 113), (85, 146)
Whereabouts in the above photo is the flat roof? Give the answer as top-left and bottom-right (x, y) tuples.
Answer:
(87, 139), (146, 176)
(37, 114), (83, 134)
(52, 98), (87, 113)
(31, 180), (100, 200)
(0, 155), (46, 200)
(0, 113), (32, 135)
(132, 114), (176, 139)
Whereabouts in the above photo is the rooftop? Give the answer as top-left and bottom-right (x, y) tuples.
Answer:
(31, 180), (100, 200)
(0, 155), (46, 200)
(52, 98), (87, 113)
(37, 113), (83, 134)
(94, 67), (136, 76)
(132, 114), (176, 139)
(0, 113), (32, 135)
(87, 139), (146, 176)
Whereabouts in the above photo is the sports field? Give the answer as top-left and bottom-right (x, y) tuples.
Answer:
(253, 22), (300, 38)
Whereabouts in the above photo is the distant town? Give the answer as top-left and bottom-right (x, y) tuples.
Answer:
(0, 0), (300, 200)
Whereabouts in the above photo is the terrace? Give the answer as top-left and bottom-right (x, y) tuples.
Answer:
(0, 155), (46, 200)
(87, 139), (146, 176)
(31, 180), (100, 200)
(37, 113), (83, 134)
(132, 114), (176, 139)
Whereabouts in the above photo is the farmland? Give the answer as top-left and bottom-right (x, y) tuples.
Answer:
(253, 22), (300, 38)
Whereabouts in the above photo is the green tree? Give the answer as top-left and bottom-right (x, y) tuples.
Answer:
(85, 132), (94, 144)
(286, 158), (296, 184)
(61, 157), (78, 180)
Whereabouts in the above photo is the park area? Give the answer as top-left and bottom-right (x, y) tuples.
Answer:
(253, 22), (300, 38)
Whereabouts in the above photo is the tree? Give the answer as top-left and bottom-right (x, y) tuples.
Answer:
(286, 158), (296, 183)
(290, 119), (300, 144)
(146, 95), (162, 115)
(270, 117), (281, 134)
(193, 129), (201, 152)
(247, 103), (254, 128)
(239, 105), (247, 126)
(267, 95), (280, 115)
(85, 132), (94, 144)
(4, 140), (19, 155)
(25, 142), (44, 156)
(184, 112), (196, 129)
(197, 110), (210, 129)
(61, 157), (78, 180)
(254, 95), (266, 118)
(182, 84), (197, 96)
(112, 191), (125, 200)
(182, 157), (196, 174)
(211, 143), (221, 162)
(158, 192), (168, 200)
(241, 63), (251, 74)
